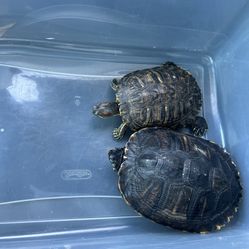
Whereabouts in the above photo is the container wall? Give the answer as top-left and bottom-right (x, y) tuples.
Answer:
(213, 2), (249, 229)
(0, 0), (247, 53)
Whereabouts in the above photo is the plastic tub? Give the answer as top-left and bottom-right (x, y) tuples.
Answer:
(0, 0), (248, 248)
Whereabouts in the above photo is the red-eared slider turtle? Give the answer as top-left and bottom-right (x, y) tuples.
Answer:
(93, 62), (208, 139)
(108, 127), (242, 232)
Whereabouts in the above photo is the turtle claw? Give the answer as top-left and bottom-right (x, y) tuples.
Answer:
(112, 123), (128, 140)
(194, 127), (207, 137)
(113, 128), (122, 140)
(194, 128), (200, 137)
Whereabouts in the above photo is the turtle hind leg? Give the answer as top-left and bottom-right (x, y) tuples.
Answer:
(113, 123), (128, 140)
(111, 78), (120, 91)
(187, 116), (208, 137)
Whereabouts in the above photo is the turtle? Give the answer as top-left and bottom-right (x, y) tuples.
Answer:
(108, 127), (242, 233)
(93, 62), (208, 139)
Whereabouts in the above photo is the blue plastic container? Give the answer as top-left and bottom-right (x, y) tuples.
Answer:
(0, 0), (248, 248)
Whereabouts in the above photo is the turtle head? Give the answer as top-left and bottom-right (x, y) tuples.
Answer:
(108, 147), (125, 171)
(93, 102), (119, 118)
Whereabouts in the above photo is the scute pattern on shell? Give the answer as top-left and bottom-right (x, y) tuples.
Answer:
(118, 128), (242, 232)
(116, 63), (202, 130)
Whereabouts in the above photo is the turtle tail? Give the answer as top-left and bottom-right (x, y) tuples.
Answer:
(108, 147), (125, 171)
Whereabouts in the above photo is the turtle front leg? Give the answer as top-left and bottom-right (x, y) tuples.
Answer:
(108, 147), (125, 171)
(111, 78), (120, 91)
(113, 123), (128, 140)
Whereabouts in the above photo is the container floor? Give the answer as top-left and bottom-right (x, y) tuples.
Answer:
(0, 43), (246, 248)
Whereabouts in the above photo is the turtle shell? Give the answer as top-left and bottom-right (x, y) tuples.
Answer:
(116, 62), (202, 130)
(118, 127), (242, 232)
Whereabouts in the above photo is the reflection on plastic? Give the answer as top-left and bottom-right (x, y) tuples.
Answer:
(0, 22), (15, 37)
(7, 74), (39, 103)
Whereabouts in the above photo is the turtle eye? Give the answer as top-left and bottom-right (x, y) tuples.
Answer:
(138, 153), (157, 168)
